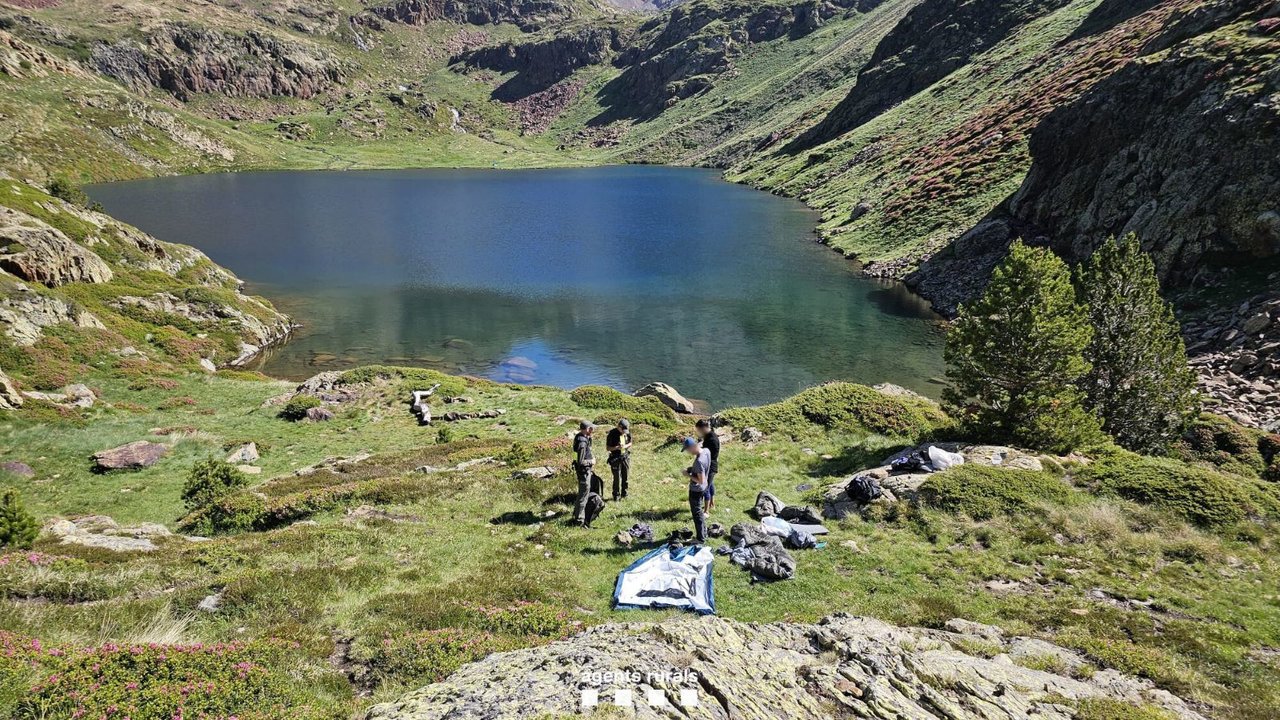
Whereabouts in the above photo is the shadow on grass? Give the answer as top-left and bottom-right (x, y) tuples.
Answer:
(810, 443), (910, 478)
(489, 511), (545, 525)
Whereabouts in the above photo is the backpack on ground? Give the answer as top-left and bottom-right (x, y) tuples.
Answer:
(584, 492), (605, 527)
(849, 475), (883, 504)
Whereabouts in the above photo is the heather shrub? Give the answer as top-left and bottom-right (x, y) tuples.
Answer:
(368, 629), (516, 687)
(1079, 452), (1275, 529)
(718, 382), (948, 439)
(279, 394), (322, 421)
(918, 465), (1074, 520)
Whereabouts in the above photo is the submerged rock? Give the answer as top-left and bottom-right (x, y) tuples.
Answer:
(367, 614), (1205, 720)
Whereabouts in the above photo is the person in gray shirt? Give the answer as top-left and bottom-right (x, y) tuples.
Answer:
(572, 420), (595, 527)
(682, 436), (710, 542)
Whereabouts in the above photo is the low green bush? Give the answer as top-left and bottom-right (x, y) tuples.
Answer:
(1171, 414), (1267, 477)
(918, 465), (1074, 519)
(1080, 451), (1276, 528)
(570, 386), (677, 429)
(718, 382), (949, 439)
(339, 365), (468, 397)
(368, 629), (517, 687)
(0, 632), (334, 720)
(182, 459), (249, 511)
(279, 394), (322, 421)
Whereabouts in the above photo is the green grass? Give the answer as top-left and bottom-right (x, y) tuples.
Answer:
(1, 369), (1278, 717)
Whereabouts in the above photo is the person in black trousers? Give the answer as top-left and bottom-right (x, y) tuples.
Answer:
(606, 418), (632, 501)
(695, 419), (719, 513)
(572, 420), (595, 527)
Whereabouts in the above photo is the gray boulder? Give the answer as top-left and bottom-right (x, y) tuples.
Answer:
(633, 382), (698, 414)
(93, 441), (169, 471)
(367, 614), (1205, 720)
(0, 368), (21, 409)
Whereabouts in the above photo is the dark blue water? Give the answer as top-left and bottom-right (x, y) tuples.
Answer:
(89, 167), (944, 409)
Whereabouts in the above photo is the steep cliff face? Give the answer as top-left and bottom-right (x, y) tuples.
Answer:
(363, 0), (582, 31)
(90, 22), (345, 100)
(792, 0), (1074, 150)
(1010, 0), (1280, 283)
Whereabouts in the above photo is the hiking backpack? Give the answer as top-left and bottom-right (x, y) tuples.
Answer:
(849, 474), (883, 504)
(584, 492), (605, 527)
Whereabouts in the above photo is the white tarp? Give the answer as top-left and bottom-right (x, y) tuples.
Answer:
(614, 545), (715, 615)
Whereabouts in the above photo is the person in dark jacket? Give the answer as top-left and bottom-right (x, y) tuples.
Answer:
(606, 418), (632, 501)
(683, 437), (710, 542)
(695, 419), (720, 513)
(572, 420), (595, 527)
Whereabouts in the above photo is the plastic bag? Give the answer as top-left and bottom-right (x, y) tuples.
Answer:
(761, 516), (793, 538)
(927, 446), (965, 471)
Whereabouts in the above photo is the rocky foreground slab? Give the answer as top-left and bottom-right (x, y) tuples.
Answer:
(368, 614), (1203, 720)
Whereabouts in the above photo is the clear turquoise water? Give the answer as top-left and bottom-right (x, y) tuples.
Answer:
(89, 166), (945, 409)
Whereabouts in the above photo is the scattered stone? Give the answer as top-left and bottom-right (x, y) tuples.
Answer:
(199, 357), (217, 373)
(44, 515), (179, 553)
(513, 466), (557, 480)
(63, 383), (95, 408)
(297, 370), (343, 395)
(0, 461), (34, 477)
(197, 589), (224, 613)
(306, 406), (335, 422)
(441, 409), (504, 422)
(93, 441), (169, 471)
(0, 369), (23, 409)
(633, 382), (698, 414)
(367, 614), (1205, 720)
(225, 442), (259, 464)
(740, 427), (765, 443)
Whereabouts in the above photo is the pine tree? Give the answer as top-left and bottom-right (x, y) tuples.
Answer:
(1077, 234), (1199, 453)
(944, 240), (1102, 453)
(0, 489), (39, 549)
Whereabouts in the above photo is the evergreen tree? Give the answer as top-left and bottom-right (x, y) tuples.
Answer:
(0, 489), (39, 549)
(1077, 234), (1199, 453)
(944, 241), (1101, 453)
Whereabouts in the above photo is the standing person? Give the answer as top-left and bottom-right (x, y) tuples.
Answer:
(572, 420), (595, 527)
(696, 419), (719, 513)
(607, 418), (632, 501)
(682, 437), (710, 543)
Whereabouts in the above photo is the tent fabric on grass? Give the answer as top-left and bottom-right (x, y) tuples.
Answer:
(613, 544), (715, 615)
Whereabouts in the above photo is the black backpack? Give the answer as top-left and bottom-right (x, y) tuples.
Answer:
(590, 472), (605, 496)
(849, 475), (883, 504)
(584, 493), (605, 527)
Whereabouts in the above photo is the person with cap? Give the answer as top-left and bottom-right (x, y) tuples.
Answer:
(682, 436), (710, 542)
(606, 418), (632, 501)
(695, 419), (719, 513)
(572, 420), (595, 527)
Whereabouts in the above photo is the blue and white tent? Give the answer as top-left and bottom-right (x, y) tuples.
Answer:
(613, 544), (715, 615)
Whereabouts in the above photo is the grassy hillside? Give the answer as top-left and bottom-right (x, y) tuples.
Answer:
(0, 366), (1278, 717)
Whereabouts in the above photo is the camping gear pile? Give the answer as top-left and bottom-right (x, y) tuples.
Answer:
(614, 543), (715, 615)
(717, 522), (797, 581)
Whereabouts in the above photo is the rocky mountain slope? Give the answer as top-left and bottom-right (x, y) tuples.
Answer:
(1, 0), (1278, 429)
(369, 614), (1205, 719)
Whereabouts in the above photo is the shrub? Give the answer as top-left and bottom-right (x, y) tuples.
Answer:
(1, 634), (331, 720)
(181, 492), (268, 535)
(918, 465), (1074, 520)
(1079, 452), (1266, 528)
(368, 629), (516, 686)
(182, 460), (249, 511)
(570, 385), (677, 428)
(465, 601), (575, 638)
(339, 365), (467, 397)
(47, 176), (91, 207)
(279, 394), (322, 421)
(718, 382), (948, 439)
(0, 490), (38, 550)
(1171, 414), (1267, 477)
(944, 241), (1101, 453)
(436, 426), (455, 444)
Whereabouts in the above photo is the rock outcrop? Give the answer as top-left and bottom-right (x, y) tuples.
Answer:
(368, 614), (1204, 719)
(111, 292), (293, 364)
(457, 26), (622, 101)
(793, 0), (1073, 150)
(0, 368), (22, 409)
(0, 285), (105, 346)
(633, 381), (697, 414)
(45, 515), (186, 552)
(92, 441), (169, 471)
(0, 207), (113, 287)
(91, 22), (344, 100)
(363, 0), (578, 32)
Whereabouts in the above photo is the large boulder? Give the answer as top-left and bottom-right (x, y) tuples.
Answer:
(0, 207), (113, 287)
(92, 441), (169, 471)
(45, 515), (176, 553)
(367, 614), (1205, 720)
(633, 382), (697, 414)
(0, 285), (106, 346)
(0, 368), (21, 409)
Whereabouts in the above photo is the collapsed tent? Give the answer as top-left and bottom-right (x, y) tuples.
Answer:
(614, 544), (715, 615)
